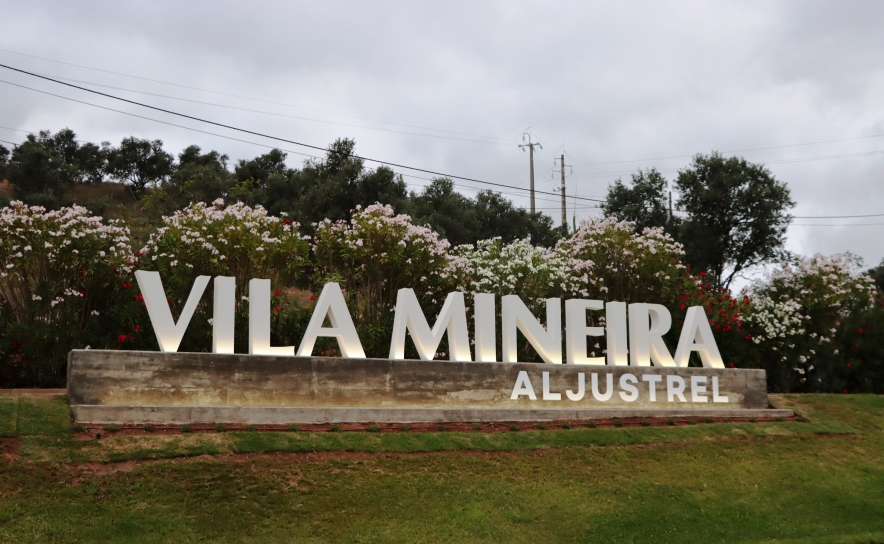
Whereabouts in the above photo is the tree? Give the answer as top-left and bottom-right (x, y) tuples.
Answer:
(234, 148), (288, 185)
(105, 137), (174, 198)
(144, 145), (234, 216)
(868, 259), (884, 294)
(676, 152), (793, 289)
(602, 168), (680, 236)
(473, 190), (558, 247)
(244, 140), (409, 232)
(407, 178), (480, 246)
(0, 144), (9, 178)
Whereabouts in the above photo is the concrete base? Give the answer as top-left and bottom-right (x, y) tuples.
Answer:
(67, 350), (790, 425)
(70, 405), (794, 425)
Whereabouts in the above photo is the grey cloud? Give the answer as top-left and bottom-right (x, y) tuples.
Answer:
(0, 0), (881, 270)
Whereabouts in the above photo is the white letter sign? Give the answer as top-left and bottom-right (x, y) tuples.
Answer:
(389, 289), (471, 361)
(134, 270), (209, 353)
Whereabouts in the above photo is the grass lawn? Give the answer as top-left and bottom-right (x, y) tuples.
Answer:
(0, 394), (882, 543)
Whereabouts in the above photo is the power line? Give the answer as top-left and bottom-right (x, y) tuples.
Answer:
(0, 120), (571, 208)
(793, 213), (884, 219)
(0, 66), (605, 204)
(22, 71), (512, 146)
(0, 47), (515, 144)
(572, 134), (884, 167)
(791, 223), (884, 227)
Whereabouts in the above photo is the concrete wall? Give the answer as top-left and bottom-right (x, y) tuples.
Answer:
(68, 350), (788, 424)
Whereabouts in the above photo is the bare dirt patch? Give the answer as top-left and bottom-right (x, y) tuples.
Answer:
(1, 438), (20, 461)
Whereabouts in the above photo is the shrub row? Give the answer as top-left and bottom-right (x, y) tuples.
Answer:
(1, 200), (881, 391)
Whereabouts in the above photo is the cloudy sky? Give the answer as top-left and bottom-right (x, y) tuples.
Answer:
(0, 0), (882, 273)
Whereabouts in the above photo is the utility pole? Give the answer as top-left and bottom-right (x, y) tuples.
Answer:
(555, 154), (571, 231)
(518, 133), (542, 214)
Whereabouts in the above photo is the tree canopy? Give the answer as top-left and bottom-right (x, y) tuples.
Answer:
(602, 168), (679, 236)
(105, 137), (175, 198)
(0, 130), (558, 247)
(603, 153), (794, 288)
(676, 152), (793, 288)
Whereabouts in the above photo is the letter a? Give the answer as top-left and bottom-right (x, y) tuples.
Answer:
(297, 283), (365, 358)
(673, 307), (725, 368)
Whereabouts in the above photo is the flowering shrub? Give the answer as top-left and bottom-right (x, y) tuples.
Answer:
(138, 199), (311, 352)
(747, 253), (878, 391)
(0, 201), (137, 385)
(141, 199), (309, 289)
(456, 237), (571, 304)
(313, 203), (469, 356)
(553, 218), (686, 302)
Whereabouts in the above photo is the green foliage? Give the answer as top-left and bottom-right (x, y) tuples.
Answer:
(105, 137), (174, 198)
(676, 152), (794, 288)
(312, 203), (468, 357)
(0, 202), (140, 386)
(237, 141), (410, 234)
(458, 237), (571, 304)
(137, 200), (311, 353)
(408, 178), (558, 247)
(3, 129), (108, 209)
(0, 143), (9, 178)
(745, 253), (880, 392)
(603, 168), (679, 236)
(554, 217), (686, 303)
(142, 145), (234, 218)
(867, 258), (884, 294)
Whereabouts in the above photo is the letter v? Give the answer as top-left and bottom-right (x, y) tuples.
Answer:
(134, 270), (210, 352)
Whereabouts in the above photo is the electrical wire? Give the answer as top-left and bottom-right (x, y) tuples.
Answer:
(0, 48), (515, 144)
(572, 134), (884, 167)
(791, 223), (884, 227)
(0, 65), (606, 204)
(793, 213), (884, 219)
(23, 71), (513, 146)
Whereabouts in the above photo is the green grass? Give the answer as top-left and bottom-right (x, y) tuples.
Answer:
(0, 393), (883, 542)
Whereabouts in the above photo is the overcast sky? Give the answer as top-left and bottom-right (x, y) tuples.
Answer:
(0, 0), (882, 274)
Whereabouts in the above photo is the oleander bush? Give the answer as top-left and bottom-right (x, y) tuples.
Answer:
(0, 201), (140, 386)
(136, 199), (312, 353)
(312, 203), (470, 357)
(744, 252), (881, 392)
(1, 198), (882, 392)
